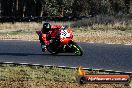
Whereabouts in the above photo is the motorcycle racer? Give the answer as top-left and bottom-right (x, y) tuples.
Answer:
(36, 23), (83, 56)
(39, 22), (62, 52)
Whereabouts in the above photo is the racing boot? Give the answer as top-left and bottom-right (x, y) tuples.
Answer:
(41, 45), (47, 52)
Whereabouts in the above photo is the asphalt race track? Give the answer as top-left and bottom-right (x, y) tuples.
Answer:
(0, 40), (132, 72)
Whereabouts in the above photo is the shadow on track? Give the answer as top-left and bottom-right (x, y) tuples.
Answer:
(0, 53), (77, 56)
(53, 54), (76, 56)
(0, 53), (45, 56)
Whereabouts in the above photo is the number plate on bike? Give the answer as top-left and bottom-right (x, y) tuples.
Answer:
(60, 30), (70, 38)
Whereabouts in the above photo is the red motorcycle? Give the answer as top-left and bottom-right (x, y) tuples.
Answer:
(36, 25), (83, 56)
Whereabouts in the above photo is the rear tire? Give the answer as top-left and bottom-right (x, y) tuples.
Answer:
(47, 43), (59, 55)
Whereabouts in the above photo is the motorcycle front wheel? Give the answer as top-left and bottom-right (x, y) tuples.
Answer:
(72, 42), (83, 56)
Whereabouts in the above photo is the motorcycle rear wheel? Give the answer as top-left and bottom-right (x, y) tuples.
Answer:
(47, 43), (59, 55)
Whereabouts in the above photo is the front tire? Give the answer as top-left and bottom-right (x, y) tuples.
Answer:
(70, 42), (83, 56)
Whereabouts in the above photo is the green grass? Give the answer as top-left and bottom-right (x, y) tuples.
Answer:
(0, 29), (33, 35)
(0, 64), (77, 82)
(0, 64), (131, 88)
(0, 64), (118, 82)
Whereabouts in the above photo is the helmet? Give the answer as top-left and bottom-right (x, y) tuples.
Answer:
(42, 23), (51, 33)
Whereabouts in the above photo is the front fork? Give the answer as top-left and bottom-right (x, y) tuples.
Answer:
(62, 41), (74, 52)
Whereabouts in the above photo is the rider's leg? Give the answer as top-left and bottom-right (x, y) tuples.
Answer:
(39, 34), (46, 52)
